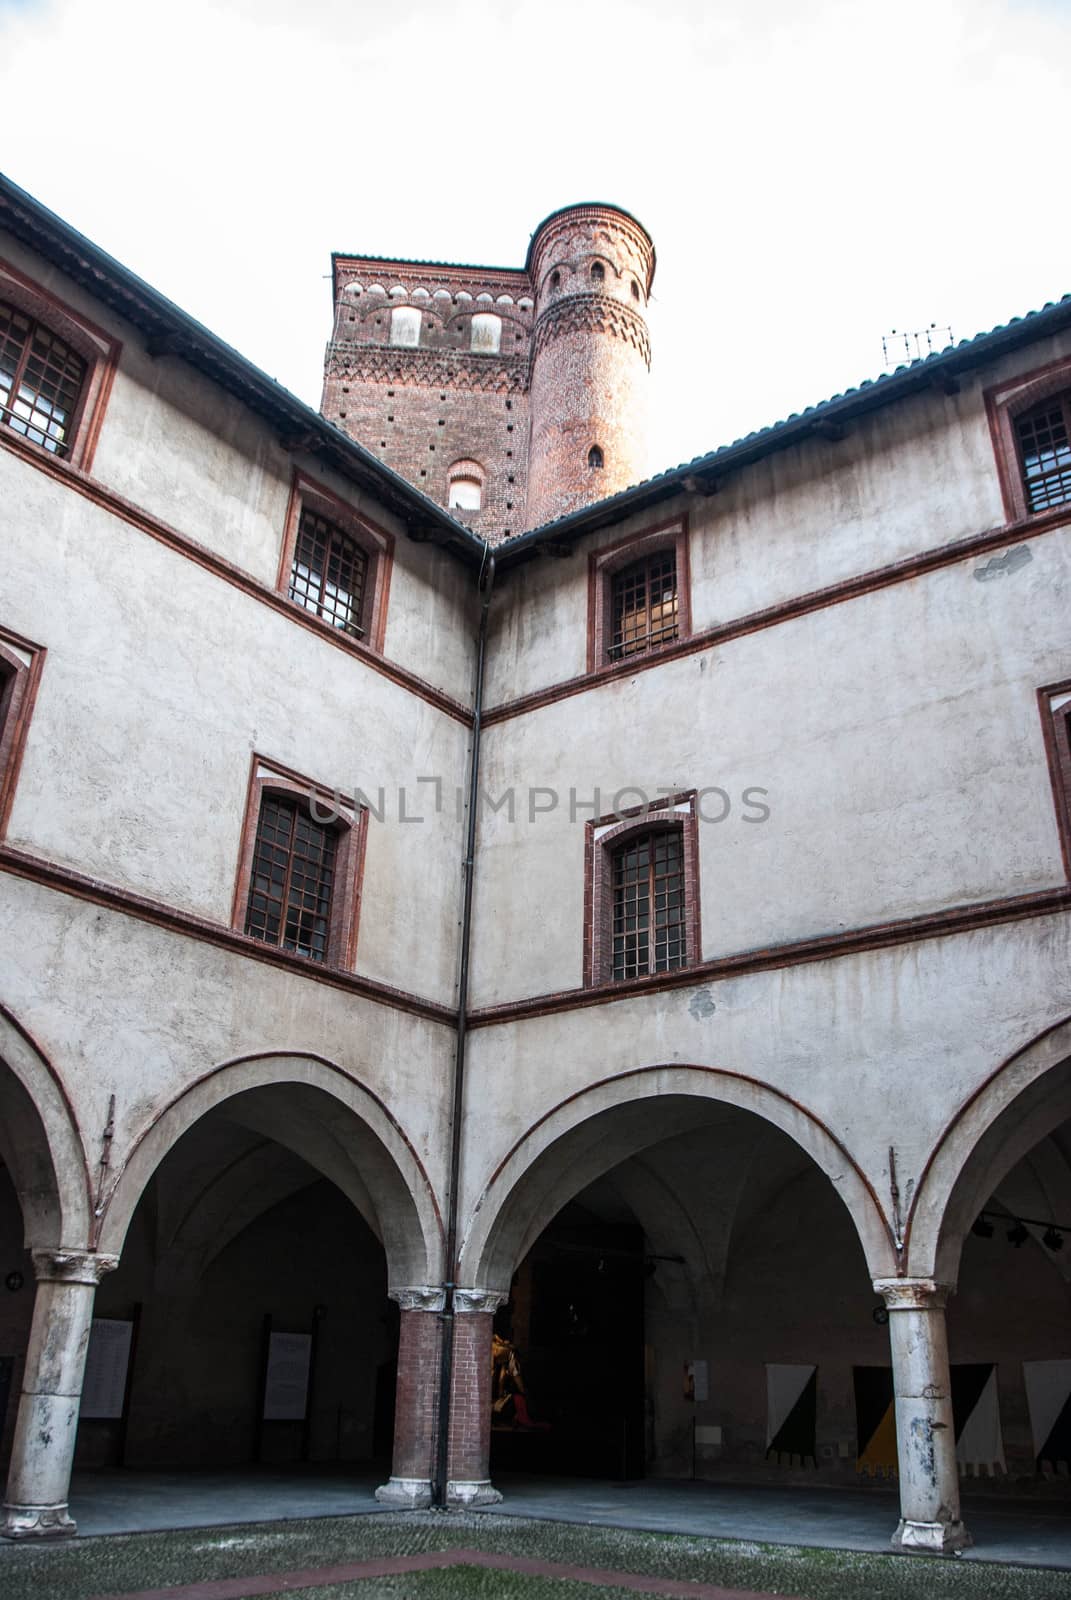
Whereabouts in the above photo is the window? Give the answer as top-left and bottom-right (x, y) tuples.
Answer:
(1016, 396), (1071, 513)
(277, 474), (394, 653)
(0, 300), (85, 456)
(588, 444), (604, 470)
(1041, 683), (1071, 881)
(591, 261), (605, 283)
(584, 794), (700, 986)
(288, 507), (368, 637)
(390, 306), (421, 347)
(447, 458), (485, 512)
(0, 260), (119, 473)
(233, 759), (365, 969)
(611, 828), (686, 979)
(610, 550), (679, 659)
(245, 795), (337, 961)
(0, 628), (44, 839)
(984, 360), (1071, 524)
(588, 519), (691, 675)
(470, 314), (501, 354)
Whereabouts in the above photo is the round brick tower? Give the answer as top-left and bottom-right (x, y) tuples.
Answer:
(525, 203), (655, 528)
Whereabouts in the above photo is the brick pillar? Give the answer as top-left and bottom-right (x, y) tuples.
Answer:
(446, 1288), (507, 1506)
(874, 1278), (971, 1555)
(2, 1250), (118, 1540)
(375, 1288), (444, 1509)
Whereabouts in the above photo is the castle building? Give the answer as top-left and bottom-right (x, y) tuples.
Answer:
(321, 204), (656, 534)
(1, 172), (1071, 1559)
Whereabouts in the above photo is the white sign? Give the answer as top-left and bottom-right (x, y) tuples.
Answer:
(80, 1318), (133, 1419)
(263, 1331), (312, 1421)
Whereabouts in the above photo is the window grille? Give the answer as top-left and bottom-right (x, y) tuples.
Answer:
(0, 299), (86, 457)
(288, 508), (368, 637)
(610, 550), (679, 659)
(1016, 397), (1071, 513)
(611, 828), (686, 980)
(244, 795), (337, 962)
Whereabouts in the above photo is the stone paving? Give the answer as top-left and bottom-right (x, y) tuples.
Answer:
(2, 1510), (1071, 1600)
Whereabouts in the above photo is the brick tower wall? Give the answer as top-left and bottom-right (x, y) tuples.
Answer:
(525, 206), (655, 529)
(322, 262), (533, 542)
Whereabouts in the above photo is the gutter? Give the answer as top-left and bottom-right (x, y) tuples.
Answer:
(433, 543), (496, 1507)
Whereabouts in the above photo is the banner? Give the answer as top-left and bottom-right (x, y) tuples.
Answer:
(766, 1363), (817, 1465)
(1024, 1360), (1071, 1470)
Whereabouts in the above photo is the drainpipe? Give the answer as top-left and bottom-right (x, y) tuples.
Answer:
(432, 544), (495, 1507)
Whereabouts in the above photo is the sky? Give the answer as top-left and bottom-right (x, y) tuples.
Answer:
(1, 0), (1069, 477)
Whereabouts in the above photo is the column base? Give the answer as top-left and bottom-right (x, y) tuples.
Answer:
(892, 1517), (972, 1555)
(374, 1477), (433, 1510)
(447, 1478), (502, 1507)
(0, 1501), (78, 1540)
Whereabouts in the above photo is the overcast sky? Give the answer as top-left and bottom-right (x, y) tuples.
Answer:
(2, 0), (1069, 476)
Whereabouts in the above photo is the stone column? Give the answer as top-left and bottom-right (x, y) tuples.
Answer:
(1, 1250), (118, 1540)
(447, 1288), (507, 1506)
(375, 1287), (444, 1510)
(874, 1278), (971, 1555)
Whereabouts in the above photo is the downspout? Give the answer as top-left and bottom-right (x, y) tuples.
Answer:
(433, 542), (495, 1507)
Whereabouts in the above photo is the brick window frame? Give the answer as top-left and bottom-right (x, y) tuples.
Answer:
(0, 255), (120, 473)
(276, 471), (394, 653)
(0, 626), (45, 838)
(583, 790), (701, 987)
(231, 755), (368, 970)
(985, 355), (1071, 524)
(587, 516), (691, 675)
(1039, 680), (1071, 881)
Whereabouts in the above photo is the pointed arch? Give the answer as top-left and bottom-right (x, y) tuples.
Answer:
(459, 1064), (896, 1291)
(95, 1052), (442, 1289)
(0, 1003), (92, 1249)
(905, 1015), (1071, 1281)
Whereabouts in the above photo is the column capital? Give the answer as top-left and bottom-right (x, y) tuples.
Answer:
(453, 1287), (508, 1315)
(390, 1285), (446, 1313)
(873, 1277), (955, 1311)
(30, 1250), (119, 1287)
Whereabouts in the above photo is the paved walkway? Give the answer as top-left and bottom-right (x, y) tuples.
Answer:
(65, 1466), (1071, 1568)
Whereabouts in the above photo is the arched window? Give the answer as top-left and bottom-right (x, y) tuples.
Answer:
(610, 549), (678, 659)
(448, 458), (486, 512)
(1015, 395), (1071, 513)
(591, 261), (605, 283)
(470, 313), (502, 354)
(550, 271), (560, 290)
(631, 280), (641, 301)
(588, 444), (604, 470)
(0, 298), (87, 457)
(389, 306), (421, 347)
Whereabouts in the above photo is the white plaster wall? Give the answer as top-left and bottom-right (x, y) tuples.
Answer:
(472, 521), (1071, 1007)
(0, 873), (454, 1244)
(0, 236), (478, 706)
(458, 913), (1071, 1277)
(485, 331), (1071, 709)
(3, 450), (468, 1005)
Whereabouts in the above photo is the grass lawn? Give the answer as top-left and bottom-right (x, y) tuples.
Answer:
(1, 1510), (1069, 1600)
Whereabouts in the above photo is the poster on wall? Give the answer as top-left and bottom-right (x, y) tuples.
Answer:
(263, 1331), (312, 1421)
(1023, 1359), (1071, 1471)
(766, 1364), (817, 1465)
(80, 1318), (134, 1420)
